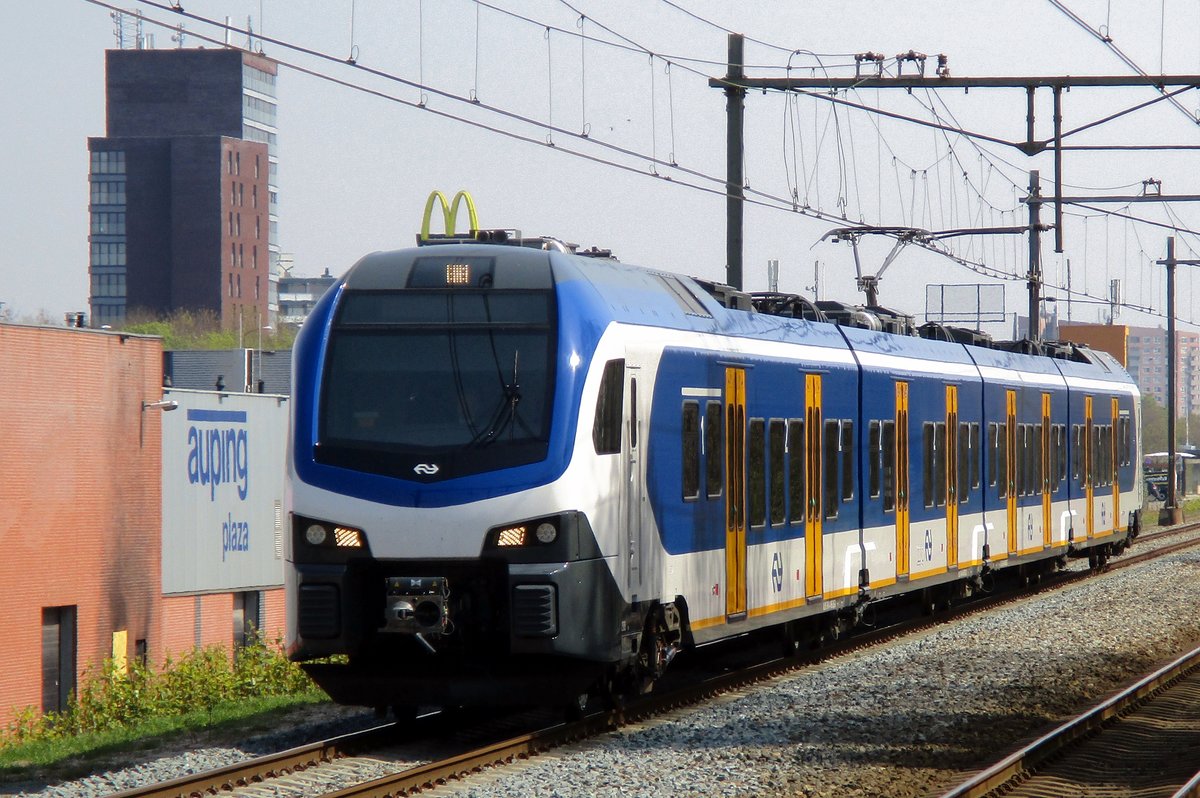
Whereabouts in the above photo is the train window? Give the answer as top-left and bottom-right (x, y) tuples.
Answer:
(923, 423), (935, 508)
(1056, 425), (1067, 487)
(840, 421), (854, 502)
(682, 402), (700, 501)
(629, 379), (638, 449)
(969, 423), (980, 491)
(749, 419), (766, 528)
(706, 402), (723, 498)
(1121, 416), (1132, 466)
(787, 420), (805, 525)
(1080, 427), (1089, 482)
(1023, 425), (1035, 496)
(1117, 417), (1128, 466)
(770, 420), (786, 525)
(882, 420), (896, 512)
(997, 422), (1008, 500)
(824, 420), (840, 519)
(868, 421), (882, 498)
(592, 359), (625, 454)
(1103, 426), (1113, 486)
(1091, 426), (1101, 488)
(960, 422), (969, 504)
(1035, 423), (1045, 495)
(987, 423), (998, 488)
(934, 422), (947, 507)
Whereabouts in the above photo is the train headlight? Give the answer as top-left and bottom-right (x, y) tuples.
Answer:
(305, 524), (328, 546)
(535, 522), (557, 544)
(497, 526), (527, 546)
(334, 526), (364, 548)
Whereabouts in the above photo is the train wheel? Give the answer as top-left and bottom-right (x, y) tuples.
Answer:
(565, 691), (590, 721)
(781, 621), (803, 657)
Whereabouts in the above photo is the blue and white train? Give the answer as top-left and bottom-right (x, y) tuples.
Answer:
(286, 233), (1142, 712)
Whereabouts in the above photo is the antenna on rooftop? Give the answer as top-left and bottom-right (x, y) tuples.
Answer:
(111, 9), (142, 49)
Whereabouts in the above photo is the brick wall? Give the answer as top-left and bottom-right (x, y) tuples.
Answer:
(0, 324), (163, 724)
(0, 323), (292, 726)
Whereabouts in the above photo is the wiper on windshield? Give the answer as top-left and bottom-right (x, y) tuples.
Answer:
(470, 350), (522, 447)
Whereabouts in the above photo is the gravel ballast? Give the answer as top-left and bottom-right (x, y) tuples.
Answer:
(7, 530), (1200, 798)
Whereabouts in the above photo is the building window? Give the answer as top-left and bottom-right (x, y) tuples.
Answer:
(90, 212), (126, 235)
(235, 151), (241, 175)
(91, 150), (126, 174)
(90, 180), (126, 205)
(90, 242), (126, 266)
(91, 272), (126, 298)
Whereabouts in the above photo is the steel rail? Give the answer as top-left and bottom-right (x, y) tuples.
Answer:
(109, 521), (1200, 798)
(936, 643), (1200, 798)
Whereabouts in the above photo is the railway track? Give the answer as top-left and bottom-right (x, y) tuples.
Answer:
(109, 521), (1200, 798)
(937, 642), (1200, 798)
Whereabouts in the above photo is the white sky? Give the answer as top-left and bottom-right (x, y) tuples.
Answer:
(5, 0), (1200, 334)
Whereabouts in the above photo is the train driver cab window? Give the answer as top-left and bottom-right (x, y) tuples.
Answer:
(593, 359), (625, 454)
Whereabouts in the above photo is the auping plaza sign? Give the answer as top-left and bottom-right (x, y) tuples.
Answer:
(161, 389), (287, 594)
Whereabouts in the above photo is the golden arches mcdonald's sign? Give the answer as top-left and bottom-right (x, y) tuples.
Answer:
(420, 190), (479, 241)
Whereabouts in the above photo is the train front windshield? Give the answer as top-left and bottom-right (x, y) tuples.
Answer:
(316, 288), (556, 481)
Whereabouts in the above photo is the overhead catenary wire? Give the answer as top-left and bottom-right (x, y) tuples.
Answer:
(91, 0), (1200, 328)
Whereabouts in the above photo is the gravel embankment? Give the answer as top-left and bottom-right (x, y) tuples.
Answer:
(6, 526), (1200, 798)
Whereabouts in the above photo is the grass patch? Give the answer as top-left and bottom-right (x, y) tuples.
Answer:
(0, 690), (326, 779)
(0, 635), (328, 780)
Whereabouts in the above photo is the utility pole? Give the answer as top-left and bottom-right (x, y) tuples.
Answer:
(1027, 171), (1043, 340)
(723, 33), (745, 291)
(1155, 236), (1200, 524)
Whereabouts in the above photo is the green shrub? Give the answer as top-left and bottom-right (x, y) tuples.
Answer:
(0, 637), (315, 750)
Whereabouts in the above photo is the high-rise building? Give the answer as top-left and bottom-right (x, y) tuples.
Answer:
(87, 47), (280, 329)
(278, 266), (337, 328)
(1060, 321), (1200, 413)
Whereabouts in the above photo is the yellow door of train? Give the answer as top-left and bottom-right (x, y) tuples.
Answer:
(805, 374), (823, 600)
(946, 385), (959, 569)
(1111, 397), (1120, 533)
(895, 381), (910, 579)
(1084, 395), (1094, 541)
(724, 367), (746, 619)
(1042, 392), (1052, 548)
(1006, 390), (1018, 557)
